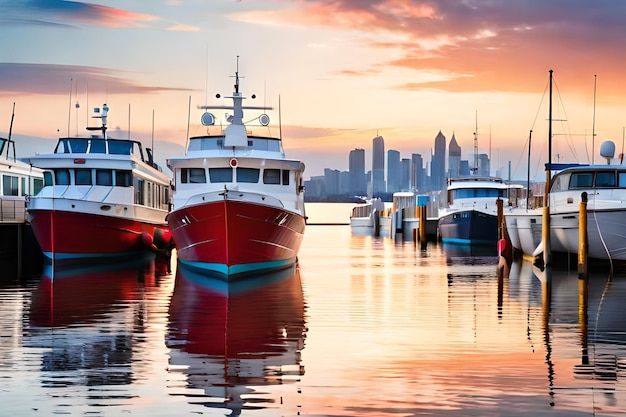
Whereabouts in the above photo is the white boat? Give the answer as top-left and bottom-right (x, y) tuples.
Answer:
(549, 146), (626, 260)
(0, 105), (44, 226)
(505, 70), (626, 261)
(166, 63), (306, 277)
(0, 104), (45, 268)
(438, 176), (509, 245)
(349, 198), (385, 235)
(26, 104), (173, 261)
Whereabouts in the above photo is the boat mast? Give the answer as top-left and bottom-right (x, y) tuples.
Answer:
(472, 111), (478, 175)
(592, 74), (597, 164)
(543, 69), (553, 269)
(527, 129), (532, 209)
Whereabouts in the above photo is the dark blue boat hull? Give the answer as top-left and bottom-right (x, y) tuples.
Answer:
(438, 210), (498, 245)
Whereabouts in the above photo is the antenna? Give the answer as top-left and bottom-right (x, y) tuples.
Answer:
(74, 80), (80, 136)
(67, 78), (73, 137)
(4, 102), (16, 161)
(472, 110), (479, 174)
(592, 74), (597, 164)
(128, 103), (131, 139)
(151, 109), (155, 152)
(185, 95), (191, 152)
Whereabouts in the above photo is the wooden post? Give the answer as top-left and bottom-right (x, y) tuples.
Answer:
(374, 210), (380, 237)
(578, 192), (588, 279)
(419, 205), (427, 243)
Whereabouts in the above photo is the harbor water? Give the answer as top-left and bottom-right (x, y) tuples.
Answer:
(1, 202), (625, 416)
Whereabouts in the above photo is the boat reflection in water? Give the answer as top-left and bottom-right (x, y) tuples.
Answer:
(508, 260), (626, 409)
(27, 254), (159, 389)
(167, 263), (307, 414)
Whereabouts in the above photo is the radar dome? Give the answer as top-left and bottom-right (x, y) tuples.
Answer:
(600, 140), (615, 164)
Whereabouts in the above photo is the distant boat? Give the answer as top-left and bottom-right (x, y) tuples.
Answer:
(166, 63), (306, 277)
(26, 104), (173, 261)
(349, 198), (385, 235)
(437, 176), (508, 245)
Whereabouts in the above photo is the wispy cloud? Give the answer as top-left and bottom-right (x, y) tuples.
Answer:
(0, 63), (192, 95)
(167, 24), (200, 32)
(1, 0), (157, 28)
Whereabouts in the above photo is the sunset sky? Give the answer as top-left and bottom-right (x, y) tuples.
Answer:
(2, 0), (626, 180)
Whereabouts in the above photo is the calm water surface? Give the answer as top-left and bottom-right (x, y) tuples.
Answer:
(1, 202), (625, 416)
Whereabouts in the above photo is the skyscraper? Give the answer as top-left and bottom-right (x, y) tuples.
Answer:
(387, 149), (401, 193)
(431, 131), (446, 191)
(411, 153), (424, 192)
(448, 133), (461, 179)
(348, 148), (367, 195)
(372, 135), (385, 196)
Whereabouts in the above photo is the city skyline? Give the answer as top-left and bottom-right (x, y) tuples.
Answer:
(305, 131), (501, 200)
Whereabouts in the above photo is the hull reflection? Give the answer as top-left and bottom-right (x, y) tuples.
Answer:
(26, 255), (158, 390)
(167, 263), (307, 413)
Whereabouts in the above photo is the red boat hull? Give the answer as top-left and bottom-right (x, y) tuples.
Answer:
(167, 200), (305, 275)
(29, 209), (172, 260)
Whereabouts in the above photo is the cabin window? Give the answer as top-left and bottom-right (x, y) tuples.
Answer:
(43, 172), (53, 187)
(67, 138), (89, 153)
(282, 170), (290, 185)
(134, 177), (145, 205)
(569, 172), (593, 188)
(96, 169), (113, 186)
(263, 169), (281, 184)
(33, 178), (43, 195)
(109, 141), (133, 155)
(237, 168), (260, 183)
(209, 168), (233, 183)
(55, 169), (71, 185)
(551, 173), (570, 192)
(595, 171), (615, 187)
(618, 172), (626, 188)
(453, 188), (501, 199)
(90, 139), (106, 154)
(75, 169), (92, 185)
(181, 168), (206, 184)
(2, 175), (18, 196)
(116, 170), (132, 187)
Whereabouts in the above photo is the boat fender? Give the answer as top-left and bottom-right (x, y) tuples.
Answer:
(142, 232), (154, 248)
(154, 227), (173, 247)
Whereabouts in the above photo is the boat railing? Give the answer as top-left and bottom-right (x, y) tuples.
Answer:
(0, 197), (27, 222)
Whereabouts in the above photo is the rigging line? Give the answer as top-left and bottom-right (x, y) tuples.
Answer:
(552, 78), (581, 162)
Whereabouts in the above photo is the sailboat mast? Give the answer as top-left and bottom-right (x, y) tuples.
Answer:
(592, 74), (597, 164)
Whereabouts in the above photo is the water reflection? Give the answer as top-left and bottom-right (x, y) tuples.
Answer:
(510, 261), (626, 411)
(26, 255), (158, 390)
(166, 263), (307, 415)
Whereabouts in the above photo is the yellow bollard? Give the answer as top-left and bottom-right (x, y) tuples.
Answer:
(578, 192), (588, 279)
(419, 205), (427, 243)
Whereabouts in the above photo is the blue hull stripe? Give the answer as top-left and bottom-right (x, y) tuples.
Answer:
(178, 257), (296, 278)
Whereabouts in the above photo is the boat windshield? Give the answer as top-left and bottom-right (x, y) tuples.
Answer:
(54, 138), (140, 157)
(452, 188), (504, 199)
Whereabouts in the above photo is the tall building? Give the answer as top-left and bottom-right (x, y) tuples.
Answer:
(448, 133), (461, 179)
(431, 131), (446, 191)
(348, 148), (367, 195)
(477, 154), (490, 177)
(411, 153), (424, 191)
(400, 158), (411, 191)
(372, 135), (385, 196)
(387, 149), (401, 193)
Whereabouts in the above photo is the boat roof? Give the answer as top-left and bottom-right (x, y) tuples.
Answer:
(448, 176), (508, 189)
